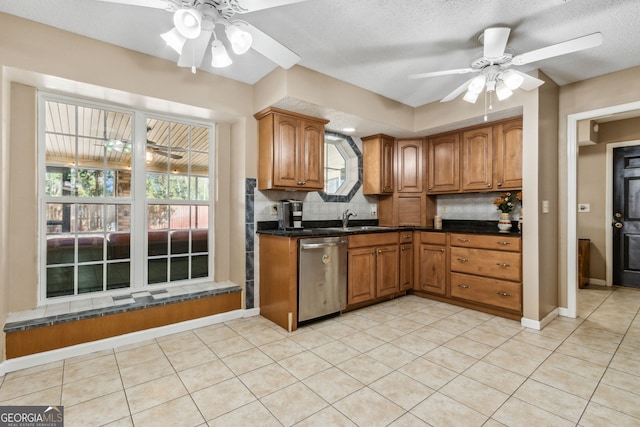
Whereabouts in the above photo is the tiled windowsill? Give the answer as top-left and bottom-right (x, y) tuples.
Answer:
(3, 281), (242, 334)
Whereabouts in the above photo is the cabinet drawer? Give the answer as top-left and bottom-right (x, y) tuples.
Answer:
(348, 232), (399, 248)
(399, 230), (414, 243)
(450, 233), (521, 252)
(450, 273), (522, 312)
(419, 232), (446, 245)
(450, 247), (521, 281)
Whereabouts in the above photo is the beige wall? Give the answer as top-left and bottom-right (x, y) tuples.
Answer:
(577, 117), (640, 282)
(558, 66), (640, 307)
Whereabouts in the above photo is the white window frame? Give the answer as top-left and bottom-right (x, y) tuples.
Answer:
(38, 93), (215, 303)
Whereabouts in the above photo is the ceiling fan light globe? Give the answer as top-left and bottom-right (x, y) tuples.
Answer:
(161, 27), (187, 54)
(211, 40), (233, 68)
(226, 24), (253, 55)
(174, 8), (202, 39)
(463, 90), (480, 103)
(502, 70), (525, 90)
(468, 75), (487, 94)
(495, 81), (513, 100)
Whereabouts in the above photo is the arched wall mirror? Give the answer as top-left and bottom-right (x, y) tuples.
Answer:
(319, 131), (362, 202)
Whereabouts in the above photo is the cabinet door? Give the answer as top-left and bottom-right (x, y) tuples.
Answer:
(396, 139), (423, 193)
(362, 135), (395, 194)
(273, 114), (300, 188)
(417, 244), (447, 295)
(462, 127), (493, 191)
(376, 244), (400, 297)
(399, 243), (413, 290)
(299, 120), (325, 190)
(494, 119), (522, 190)
(347, 247), (376, 305)
(427, 133), (459, 193)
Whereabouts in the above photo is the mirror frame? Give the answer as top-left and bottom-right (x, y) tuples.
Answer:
(319, 131), (362, 202)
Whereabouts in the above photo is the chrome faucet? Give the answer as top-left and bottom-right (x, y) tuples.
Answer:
(342, 209), (357, 228)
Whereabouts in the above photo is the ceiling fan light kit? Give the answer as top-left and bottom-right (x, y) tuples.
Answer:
(173, 7), (203, 39)
(161, 27), (187, 54)
(211, 38), (233, 67)
(225, 22), (253, 54)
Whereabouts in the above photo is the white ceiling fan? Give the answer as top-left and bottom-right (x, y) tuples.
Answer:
(410, 27), (603, 105)
(98, 0), (308, 72)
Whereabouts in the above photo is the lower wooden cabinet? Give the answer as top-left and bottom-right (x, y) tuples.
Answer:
(347, 232), (401, 305)
(399, 231), (414, 291)
(450, 272), (522, 311)
(415, 232), (447, 295)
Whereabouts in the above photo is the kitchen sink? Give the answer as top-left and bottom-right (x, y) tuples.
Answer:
(323, 226), (390, 232)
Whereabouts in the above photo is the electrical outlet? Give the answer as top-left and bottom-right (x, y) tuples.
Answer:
(441, 205), (448, 214)
(578, 203), (590, 213)
(270, 203), (278, 216)
(542, 200), (550, 213)
(371, 205), (377, 217)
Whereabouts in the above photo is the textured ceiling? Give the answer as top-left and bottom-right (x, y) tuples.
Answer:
(1, 0), (640, 109)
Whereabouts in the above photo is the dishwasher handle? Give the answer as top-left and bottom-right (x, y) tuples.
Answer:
(300, 240), (347, 250)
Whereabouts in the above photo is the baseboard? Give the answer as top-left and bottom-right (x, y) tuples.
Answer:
(558, 306), (576, 318)
(0, 307), (260, 376)
(588, 278), (607, 286)
(521, 308), (559, 330)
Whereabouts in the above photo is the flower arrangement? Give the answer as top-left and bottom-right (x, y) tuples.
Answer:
(493, 191), (522, 213)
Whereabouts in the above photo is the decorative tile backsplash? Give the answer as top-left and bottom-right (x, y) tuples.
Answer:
(436, 192), (522, 220)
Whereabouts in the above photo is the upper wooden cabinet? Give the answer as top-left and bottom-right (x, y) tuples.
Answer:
(362, 134), (395, 194)
(396, 138), (424, 193)
(427, 117), (522, 195)
(494, 118), (523, 190)
(255, 107), (329, 191)
(461, 126), (493, 191)
(427, 133), (460, 193)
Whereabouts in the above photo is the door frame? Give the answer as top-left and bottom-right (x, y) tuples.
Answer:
(606, 140), (640, 287)
(565, 101), (640, 319)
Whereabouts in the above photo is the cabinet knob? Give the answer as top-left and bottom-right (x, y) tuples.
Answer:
(297, 181), (306, 185)
(457, 257), (469, 263)
(457, 284), (470, 289)
(440, 248), (445, 253)
(496, 263), (511, 268)
(497, 182), (502, 187)
(487, 183), (492, 187)
(496, 291), (512, 297)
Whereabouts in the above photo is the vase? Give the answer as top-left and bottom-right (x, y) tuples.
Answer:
(518, 209), (523, 233)
(498, 212), (512, 233)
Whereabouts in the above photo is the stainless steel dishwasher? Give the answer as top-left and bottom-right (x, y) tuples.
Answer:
(298, 236), (347, 323)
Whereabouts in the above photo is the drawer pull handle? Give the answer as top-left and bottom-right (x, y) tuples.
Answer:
(457, 238), (470, 242)
(496, 241), (511, 245)
(403, 235), (412, 239)
(457, 284), (470, 289)
(297, 181), (307, 185)
(457, 257), (469, 262)
(496, 263), (511, 267)
(496, 291), (512, 297)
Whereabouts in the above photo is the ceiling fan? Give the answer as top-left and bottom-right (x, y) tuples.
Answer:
(98, 0), (308, 72)
(409, 27), (603, 106)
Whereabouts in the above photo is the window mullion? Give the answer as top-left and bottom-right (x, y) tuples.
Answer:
(131, 113), (149, 288)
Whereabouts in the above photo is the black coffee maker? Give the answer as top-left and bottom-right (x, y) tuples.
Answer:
(278, 199), (303, 230)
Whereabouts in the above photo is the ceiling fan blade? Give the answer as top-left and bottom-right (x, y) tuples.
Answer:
(483, 27), (511, 58)
(512, 32), (603, 66)
(96, 0), (168, 9)
(409, 68), (476, 80)
(177, 30), (212, 68)
(508, 69), (545, 91)
(440, 78), (474, 102)
(234, 0), (308, 13)
(243, 23), (300, 69)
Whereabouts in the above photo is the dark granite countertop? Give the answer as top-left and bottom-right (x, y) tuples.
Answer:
(257, 220), (522, 237)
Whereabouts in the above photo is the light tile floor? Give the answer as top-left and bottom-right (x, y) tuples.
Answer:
(2, 285), (640, 426)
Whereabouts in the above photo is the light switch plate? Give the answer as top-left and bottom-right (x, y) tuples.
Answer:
(542, 200), (550, 213)
(578, 203), (590, 213)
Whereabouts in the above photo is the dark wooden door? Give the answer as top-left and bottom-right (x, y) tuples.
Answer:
(613, 145), (640, 287)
